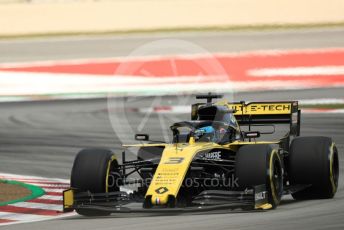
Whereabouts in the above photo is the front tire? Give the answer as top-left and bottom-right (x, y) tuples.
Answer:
(235, 144), (283, 209)
(71, 148), (119, 216)
(289, 136), (339, 199)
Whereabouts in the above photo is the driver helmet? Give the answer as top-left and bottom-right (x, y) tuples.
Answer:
(195, 126), (216, 141)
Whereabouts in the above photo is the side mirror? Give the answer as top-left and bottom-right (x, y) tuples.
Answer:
(135, 134), (149, 141)
(243, 131), (260, 139)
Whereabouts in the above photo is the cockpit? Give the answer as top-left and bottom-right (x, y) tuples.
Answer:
(171, 120), (239, 144)
(171, 102), (242, 144)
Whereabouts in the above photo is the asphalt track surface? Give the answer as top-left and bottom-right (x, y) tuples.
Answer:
(1, 27), (344, 62)
(0, 28), (344, 229)
(1, 91), (344, 230)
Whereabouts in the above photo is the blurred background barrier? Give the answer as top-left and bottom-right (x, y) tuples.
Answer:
(0, 0), (26, 3)
(0, 0), (344, 37)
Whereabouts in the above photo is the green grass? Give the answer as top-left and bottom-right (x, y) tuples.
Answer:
(1, 21), (344, 40)
(0, 179), (45, 206)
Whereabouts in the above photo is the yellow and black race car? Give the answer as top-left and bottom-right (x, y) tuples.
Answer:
(63, 94), (339, 216)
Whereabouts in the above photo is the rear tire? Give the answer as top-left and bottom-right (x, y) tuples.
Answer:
(289, 136), (339, 199)
(71, 148), (119, 216)
(235, 144), (283, 208)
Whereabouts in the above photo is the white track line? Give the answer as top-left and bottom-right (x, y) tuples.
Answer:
(6, 179), (69, 184)
(0, 212), (52, 222)
(35, 195), (62, 201)
(27, 183), (69, 188)
(303, 109), (344, 113)
(299, 98), (344, 105)
(42, 188), (65, 193)
(9, 203), (62, 212)
(249, 66), (344, 77)
(1, 177), (69, 182)
(0, 212), (76, 227)
(0, 173), (69, 183)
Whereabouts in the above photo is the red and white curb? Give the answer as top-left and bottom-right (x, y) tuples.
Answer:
(0, 48), (344, 101)
(0, 173), (75, 226)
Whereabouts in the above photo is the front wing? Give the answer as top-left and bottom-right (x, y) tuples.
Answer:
(63, 184), (272, 214)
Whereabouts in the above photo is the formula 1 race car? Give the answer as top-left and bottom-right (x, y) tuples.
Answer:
(63, 94), (339, 216)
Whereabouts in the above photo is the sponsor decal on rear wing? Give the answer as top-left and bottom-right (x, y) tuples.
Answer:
(227, 102), (298, 115)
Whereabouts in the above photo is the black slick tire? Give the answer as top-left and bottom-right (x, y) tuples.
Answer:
(71, 148), (118, 216)
(235, 144), (283, 208)
(289, 136), (339, 199)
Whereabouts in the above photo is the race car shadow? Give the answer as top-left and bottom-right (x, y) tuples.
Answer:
(62, 208), (267, 220)
(279, 199), (299, 206)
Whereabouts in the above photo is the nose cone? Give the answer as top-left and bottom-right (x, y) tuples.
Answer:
(145, 144), (200, 206)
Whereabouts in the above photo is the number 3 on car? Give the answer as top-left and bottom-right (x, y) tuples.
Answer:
(164, 157), (184, 164)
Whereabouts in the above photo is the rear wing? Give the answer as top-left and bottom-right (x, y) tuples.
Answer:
(227, 101), (300, 136)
